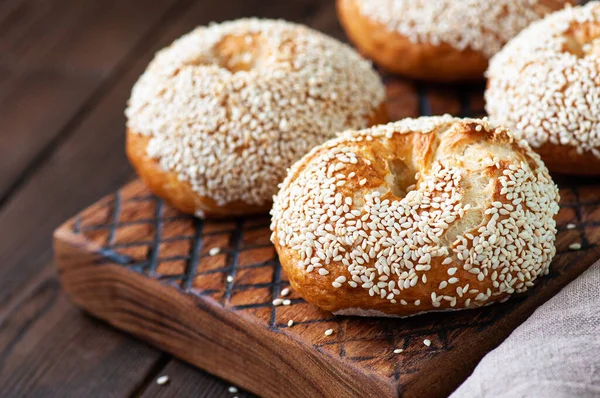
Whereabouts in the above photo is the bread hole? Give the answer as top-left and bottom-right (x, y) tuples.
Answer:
(386, 158), (417, 198)
(214, 34), (264, 72)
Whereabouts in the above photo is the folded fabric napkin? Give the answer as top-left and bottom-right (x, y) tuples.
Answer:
(451, 259), (600, 398)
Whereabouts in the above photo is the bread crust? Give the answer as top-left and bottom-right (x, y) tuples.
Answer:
(534, 142), (600, 176)
(271, 116), (560, 317)
(126, 132), (271, 218)
(336, 0), (488, 81)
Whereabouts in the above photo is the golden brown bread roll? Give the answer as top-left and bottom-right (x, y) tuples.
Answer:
(271, 116), (560, 317)
(486, 2), (600, 175)
(125, 18), (386, 218)
(337, 0), (576, 81)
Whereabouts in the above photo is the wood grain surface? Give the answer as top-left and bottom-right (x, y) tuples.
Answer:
(3, 0), (598, 396)
(54, 75), (600, 398)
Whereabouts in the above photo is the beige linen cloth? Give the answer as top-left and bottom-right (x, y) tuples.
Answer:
(451, 259), (600, 398)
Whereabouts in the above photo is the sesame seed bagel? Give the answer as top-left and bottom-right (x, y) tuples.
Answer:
(125, 19), (386, 218)
(486, 2), (600, 175)
(270, 116), (560, 317)
(337, 0), (575, 81)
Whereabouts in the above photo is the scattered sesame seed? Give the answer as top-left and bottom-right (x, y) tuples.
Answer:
(566, 223), (577, 230)
(226, 275), (234, 283)
(228, 386), (238, 394)
(272, 298), (284, 306)
(208, 247), (221, 256)
(287, 319), (294, 327)
(324, 328), (334, 336)
(282, 299), (291, 306)
(569, 243), (582, 250)
(280, 287), (290, 297)
(126, 19), (385, 211)
(156, 375), (169, 385)
(423, 339), (431, 347)
(394, 348), (404, 354)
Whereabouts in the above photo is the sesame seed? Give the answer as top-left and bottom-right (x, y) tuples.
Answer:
(324, 329), (334, 336)
(228, 386), (238, 394)
(156, 375), (169, 385)
(272, 298), (283, 306)
(282, 299), (291, 306)
(566, 223), (576, 230)
(209, 247), (221, 256)
(423, 339), (431, 347)
(287, 319), (294, 327)
(569, 243), (582, 251)
(394, 348), (404, 354)
(226, 275), (234, 283)
(280, 287), (290, 297)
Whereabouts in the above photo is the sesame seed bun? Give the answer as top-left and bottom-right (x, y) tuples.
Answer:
(337, 0), (575, 81)
(486, 2), (600, 175)
(271, 116), (560, 317)
(125, 19), (386, 218)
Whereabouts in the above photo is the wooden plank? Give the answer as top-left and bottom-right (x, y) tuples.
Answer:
(0, 1), (198, 394)
(0, 273), (164, 397)
(0, 0), (198, 392)
(0, 0), (177, 72)
(0, 61), (14, 98)
(0, 68), (98, 198)
(0, 0), (189, 308)
(141, 360), (250, 398)
(0, 0), (183, 202)
(0, 0), (83, 67)
(54, 173), (600, 398)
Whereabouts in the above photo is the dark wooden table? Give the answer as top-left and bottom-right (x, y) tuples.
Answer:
(0, 0), (343, 396)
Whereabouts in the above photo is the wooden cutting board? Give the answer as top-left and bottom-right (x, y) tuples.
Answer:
(53, 76), (600, 398)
